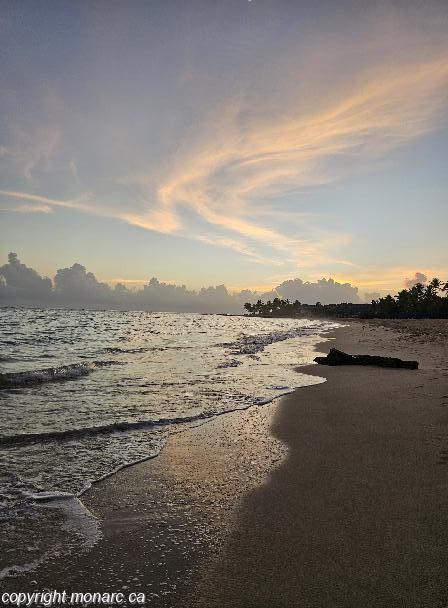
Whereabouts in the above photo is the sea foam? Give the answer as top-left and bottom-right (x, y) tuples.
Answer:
(0, 360), (120, 389)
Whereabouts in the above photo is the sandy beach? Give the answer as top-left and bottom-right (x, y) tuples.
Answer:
(191, 320), (448, 607)
(3, 320), (448, 607)
(3, 2), (448, 605)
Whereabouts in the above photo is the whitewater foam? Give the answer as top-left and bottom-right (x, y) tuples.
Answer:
(0, 496), (101, 581)
(0, 308), (339, 579)
(222, 326), (325, 356)
(0, 360), (120, 389)
(217, 358), (243, 369)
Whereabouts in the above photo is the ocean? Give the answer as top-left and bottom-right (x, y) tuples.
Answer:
(0, 308), (338, 578)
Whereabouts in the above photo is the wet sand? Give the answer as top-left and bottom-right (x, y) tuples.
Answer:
(191, 321), (448, 607)
(3, 320), (448, 607)
(1, 352), (291, 606)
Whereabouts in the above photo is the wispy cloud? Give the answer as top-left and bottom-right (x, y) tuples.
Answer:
(120, 57), (448, 265)
(0, 203), (53, 214)
(3, 51), (448, 271)
(2, 127), (61, 181)
(332, 265), (448, 294)
(0, 190), (89, 212)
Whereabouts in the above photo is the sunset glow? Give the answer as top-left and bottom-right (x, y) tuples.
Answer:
(1, 1), (447, 298)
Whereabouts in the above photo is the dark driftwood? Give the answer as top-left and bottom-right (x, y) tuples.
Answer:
(314, 348), (418, 369)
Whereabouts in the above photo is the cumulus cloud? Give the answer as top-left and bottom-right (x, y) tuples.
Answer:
(130, 279), (254, 313)
(262, 278), (360, 305)
(364, 291), (381, 303)
(0, 253), (257, 312)
(0, 253), (362, 312)
(404, 272), (428, 289)
(0, 253), (53, 305)
(53, 263), (120, 307)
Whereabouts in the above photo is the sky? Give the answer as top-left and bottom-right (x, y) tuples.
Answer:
(1, 0), (447, 303)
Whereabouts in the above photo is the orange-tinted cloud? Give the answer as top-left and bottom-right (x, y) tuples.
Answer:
(136, 57), (448, 265)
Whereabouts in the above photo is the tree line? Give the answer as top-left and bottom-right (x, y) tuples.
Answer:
(243, 278), (448, 319)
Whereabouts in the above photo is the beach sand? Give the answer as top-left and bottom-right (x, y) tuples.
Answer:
(190, 321), (448, 608)
(3, 320), (448, 607)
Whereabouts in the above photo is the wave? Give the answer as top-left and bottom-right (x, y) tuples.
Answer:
(0, 355), (17, 362)
(0, 413), (218, 446)
(103, 346), (148, 354)
(217, 358), (243, 369)
(0, 360), (120, 390)
(103, 345), (191, 354)
(0, 386), (299, 447)
(25, 490), (75, 501)
(0, 496), (101, 580)
(220, 326), (323, 356)
(77, 439), (166, 496)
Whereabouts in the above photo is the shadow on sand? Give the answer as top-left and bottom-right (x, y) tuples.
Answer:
(193, 364), (448, 608)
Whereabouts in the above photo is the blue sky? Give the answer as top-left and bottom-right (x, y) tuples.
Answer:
(1, 0), (447, 296)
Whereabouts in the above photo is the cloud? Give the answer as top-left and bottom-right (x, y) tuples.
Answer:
(0, 252), (52, 305)
(0, 126), (60, 181)
(3, 45), (447, 272)
(0, 203), (53, 214)
(327, 265), (448, 295)
(1, 1), (447, 298)
(0, 190), (90, 212)
(134, 278), (252, 313)
(262, 278), (360, 305)
(53, 263), (115, 305)
(364, 292), (381, 303)
(0, 253), (362, 312)
(126, 57), (448, 269)
(404, 272), (428, 289)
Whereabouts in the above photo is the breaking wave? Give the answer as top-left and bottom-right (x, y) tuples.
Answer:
(217, 359), (243, 369)
(0, 360), (120, 389)
(103, 346), (148, 354)
(0, 309), (339, 583)
(0, 387), (299, 447)
(220, 326), (323, 356)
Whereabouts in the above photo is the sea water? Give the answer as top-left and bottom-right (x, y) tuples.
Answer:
(0, 308), (338, 577)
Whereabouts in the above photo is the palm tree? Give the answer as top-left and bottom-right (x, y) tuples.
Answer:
(424, 278), (441, 306)
(244, 302), (254, 315)
(255, 299), (263, 315)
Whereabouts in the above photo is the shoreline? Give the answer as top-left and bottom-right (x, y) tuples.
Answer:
(1, 322), (336, 601)
(190, 321), (448, 607)
(3, 320), (448, 607)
